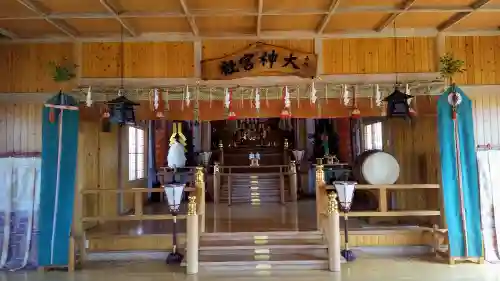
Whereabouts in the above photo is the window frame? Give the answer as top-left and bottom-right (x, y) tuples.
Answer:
(363, 121), (383, 151)
(128, 126), (145, 181)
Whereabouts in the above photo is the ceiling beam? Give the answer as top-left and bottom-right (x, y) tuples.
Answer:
(179, 0), (199, 36)
(257, 0), (263, 36)
(0, 28), (19, 39)
(99, 0), (137, 36)
(6, 28), (500, 43)
(4, 6), (500, 21)
(375, 0), (416, 32)
(15, 0), (78, 38)
(317, 0), (341, 34)
(437, 0), (491, 31)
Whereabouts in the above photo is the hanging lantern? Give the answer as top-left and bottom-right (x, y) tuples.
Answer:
(107, 90), (139, 126)
(383, 86), (413, 119)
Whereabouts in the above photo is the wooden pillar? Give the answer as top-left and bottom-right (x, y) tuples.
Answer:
(195, 167), (205, 233)
(289, 160), (297, 202)
(315, 160), (324, 229)
(186, 196), (199, 274)
(327, 193), (341, 272)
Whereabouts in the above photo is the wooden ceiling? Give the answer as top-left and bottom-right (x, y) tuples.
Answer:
(0, 0), (499, 40)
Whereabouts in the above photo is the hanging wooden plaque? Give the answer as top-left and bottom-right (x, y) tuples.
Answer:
(201, 42), (318, 80)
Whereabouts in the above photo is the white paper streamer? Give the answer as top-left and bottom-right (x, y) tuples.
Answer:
(185, 85), (191, 106)
(255, 88), (260, 110)
(284, 86), (291, 108)
(153, 88), (159, 110)
(342, 84), (351, 106)
(375, 84), (382, 107)
(224, 88), (230, 109)
(310, 81), (317, 104)
(85, 86), (92, 107)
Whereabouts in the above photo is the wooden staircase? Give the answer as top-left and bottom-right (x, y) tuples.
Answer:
(198, 231), (333, 271)
(220, 175), (288, 204)
(219, 146), (289, 204)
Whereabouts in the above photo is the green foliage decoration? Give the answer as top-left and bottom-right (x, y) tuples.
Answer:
(439, 53), (465, 80)
(48, 57), (78, 82)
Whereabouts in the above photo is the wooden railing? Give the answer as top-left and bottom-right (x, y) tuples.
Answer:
(79, 166), (207, 274)
(212, 161), (298, 204)
(314, 164), (442, 229)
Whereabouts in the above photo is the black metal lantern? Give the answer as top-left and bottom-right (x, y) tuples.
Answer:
(107, 95), (139, 126)
(383, 87), (413, 119)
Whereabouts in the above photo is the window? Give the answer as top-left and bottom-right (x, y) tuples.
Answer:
(128, 126), (145, 181)
(363, 122), (383, 151)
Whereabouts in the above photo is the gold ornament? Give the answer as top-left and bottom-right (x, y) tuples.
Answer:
(327, 192), (339, 215)
(187, 196), (197, 215)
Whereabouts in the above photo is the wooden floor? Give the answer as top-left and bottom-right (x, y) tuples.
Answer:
(7, 256), (500, 280)
(85, 200), (433, 252)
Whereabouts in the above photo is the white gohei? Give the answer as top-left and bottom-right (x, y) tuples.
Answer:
(85, 86), (92, 107)
(255, 88), (260, 110)
(224, 88), (231, 109)
(167, 140), (186, 169)
(185, 85), (191, 107)
(310, 81), (317, 104)
(342, 84), (351, 106)
(284, 86), (291, 108)
(405, 84), (414, 106)
(153, 88), (160, 110)
(375, 84), (383, 107)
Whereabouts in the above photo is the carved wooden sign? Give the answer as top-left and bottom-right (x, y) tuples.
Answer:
(201, 42), (318, 80)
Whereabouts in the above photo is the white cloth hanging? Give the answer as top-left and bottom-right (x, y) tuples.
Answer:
(477, 150), (500, 263)
(167, 141), (186, 169)
(0, 157), (41, 270)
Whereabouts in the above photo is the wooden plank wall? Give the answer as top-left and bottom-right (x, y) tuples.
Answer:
(445, 36), (500, 85)
(467, 87), (500, 147)
(0, 103), (42, 154)
(81, 42), (194, 78)
(383, 117), (441, 224)
(2, 37), (500, 94)
(0, 43), (76, 93)
(322, 37), (437, 74)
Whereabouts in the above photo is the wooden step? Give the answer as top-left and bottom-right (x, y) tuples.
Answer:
(198, 231), (333, 272)
(199, 253), (329, 271)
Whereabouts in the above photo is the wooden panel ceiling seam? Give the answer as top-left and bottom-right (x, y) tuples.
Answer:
(317, 0), (341, 34)
(14, 0), (78, 38)
(99, 0), (137, 36)
(437, 0), (492, 31)
(179, 0), (199, 36)
(257, 0), (263, 36)
(375, 0), (417, 32)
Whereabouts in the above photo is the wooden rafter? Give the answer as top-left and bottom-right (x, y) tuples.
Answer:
(375, 0), (416, 32)
(317, 0), (341, 34)
(3, 6), (500, 21)
(0, 28), (18, 39)
(437, 0), (491, 31)
(179, 0), (199, 36)
(257, 0), (264, 36)
(14, 0), (78, 38)
(99, 0), (137, 37)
